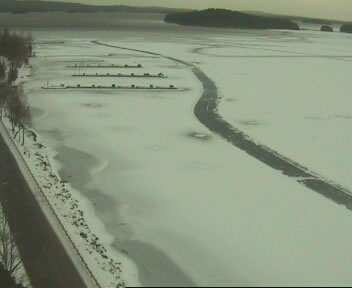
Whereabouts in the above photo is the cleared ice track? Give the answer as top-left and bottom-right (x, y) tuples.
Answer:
(92, 40), (352, 211)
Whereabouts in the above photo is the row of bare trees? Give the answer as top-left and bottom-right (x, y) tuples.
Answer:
(0, 203), (26, 288)
(0, 61), (19, 86)
(0, 205), (22, 277)
(0, 27), (32, 87)
(0, 85), (31, 145)
(0, 27), (33, 287)
(0, 27), (32, 67)
(0, 27), (32, 146)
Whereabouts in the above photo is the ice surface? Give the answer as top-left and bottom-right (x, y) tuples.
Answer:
(21, 27), (352, 286)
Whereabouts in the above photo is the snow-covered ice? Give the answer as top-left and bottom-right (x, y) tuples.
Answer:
(18, 25), (352, 286)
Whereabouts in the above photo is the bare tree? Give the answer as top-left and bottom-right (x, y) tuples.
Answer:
(0, 28), (31, 68)
(0, 27), (33, 145)
(0, 61), (6, 81)
(6, 87), (32, 145)
(0, 206), (22, 275)
(6, 88), (21, 133)
(0, 84), (8, 119)
(16, 100), (31, 146)
(8, 64), (18, 85)
(25, 32), (33, 59)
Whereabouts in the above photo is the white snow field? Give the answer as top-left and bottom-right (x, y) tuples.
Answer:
(22, 24), (352, 287)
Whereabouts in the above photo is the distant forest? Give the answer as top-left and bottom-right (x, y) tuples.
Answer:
(164, 9), (300, 30)
(0, 0), (190, 14)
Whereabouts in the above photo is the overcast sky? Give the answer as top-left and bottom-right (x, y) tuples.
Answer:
(47, 0), (351, 21)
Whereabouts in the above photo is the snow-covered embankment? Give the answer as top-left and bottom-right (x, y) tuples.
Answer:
(0, 68), (139, 288)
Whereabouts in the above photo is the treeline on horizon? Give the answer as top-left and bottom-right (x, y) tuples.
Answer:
(164, 9), (300, 30)
(0, 0), (189, 14)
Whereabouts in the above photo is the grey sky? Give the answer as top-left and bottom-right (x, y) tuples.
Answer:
(48, 0), (351, 21)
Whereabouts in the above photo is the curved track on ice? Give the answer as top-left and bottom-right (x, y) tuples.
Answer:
(93, 40), (352, 210)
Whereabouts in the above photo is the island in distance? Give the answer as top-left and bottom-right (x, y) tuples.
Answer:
(164, 8), (300, 30)
(340, 23), (352, 33)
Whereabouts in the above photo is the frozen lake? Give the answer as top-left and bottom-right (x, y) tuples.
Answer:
(11, 13), (352, 286)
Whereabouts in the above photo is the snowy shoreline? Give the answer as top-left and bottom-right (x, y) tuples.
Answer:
(52, 140), (196, 287)
(25, 50), (196, 286)
(10, 42), (197, 286)
(0, 69), (140, 287)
